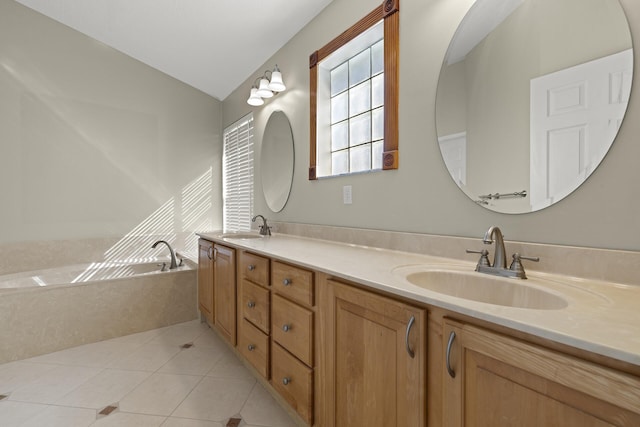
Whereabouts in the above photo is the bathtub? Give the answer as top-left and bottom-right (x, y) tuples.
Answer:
(0, 258), (198, 364)
(0, 260), (190, 290)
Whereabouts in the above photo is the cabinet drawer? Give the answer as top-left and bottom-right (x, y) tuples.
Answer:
(241, 279), (270, 334)
(272, 342), (313, 425)
(238, 319), (269, 379)
(272, 261), (314, 307)
(272, 294), (313, 366)
(240, 251), (269, 287)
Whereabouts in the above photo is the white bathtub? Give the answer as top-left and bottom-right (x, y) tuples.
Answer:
(0, 259), (198, 364)
(0, 260), (190, 290)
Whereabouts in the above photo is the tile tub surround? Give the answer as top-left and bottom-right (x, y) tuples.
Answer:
(201, 229), (640, 367)
(0, 320), (297, 427)
(271, 222), (640, 287)
(0, 266), (198, 364)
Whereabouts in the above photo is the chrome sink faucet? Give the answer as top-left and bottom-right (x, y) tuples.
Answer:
(151, 240), (178, 270)
(483, 226), (507, 269)
(252, 215), (272, 236)
(467, 226), (539, 279)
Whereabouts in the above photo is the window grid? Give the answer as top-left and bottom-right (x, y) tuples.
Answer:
(223, 114), (254, 232)
(329, 39), (384, 175)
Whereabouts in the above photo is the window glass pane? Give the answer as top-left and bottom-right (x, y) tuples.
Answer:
(349, 80), (371, 117)
(331, 91), (348, 124)
(331, 121), (349, 151)
(371, 39), (384, 76)
(350, 144), (371, 173)
(331, 62), (348, 96)
(372, 140), (384, 170)
(371, 74), (384, 108)
(372, 107), (384, 141)
(332, 150), (349, 175)
(349, 49), (370, 88)
(349, 112), (371, 147)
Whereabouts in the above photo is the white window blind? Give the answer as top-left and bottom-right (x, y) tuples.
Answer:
(223, 114), (254, 232)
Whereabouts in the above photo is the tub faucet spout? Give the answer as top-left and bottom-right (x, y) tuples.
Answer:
(151, 240), (178, 269)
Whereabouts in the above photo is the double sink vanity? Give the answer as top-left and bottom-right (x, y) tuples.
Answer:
(196, 227), (640, 426)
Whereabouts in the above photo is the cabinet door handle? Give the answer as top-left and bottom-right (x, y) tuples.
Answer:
(282, 377), (291, 385)
(207, 246), (213, 260)
(446, 331), (456, 378)
(248, 344), (255, 351)
(212, 247), (217, 261)
(248, 264), (255, 271)
(282, 278), (291, 286)
(247, 301), (255, 308)
(282, 324), (291, 332)
(405, 315), (416, 358)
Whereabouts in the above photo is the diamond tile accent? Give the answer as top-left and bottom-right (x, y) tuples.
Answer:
(227, 417), (242, 427)
(99, 405), (118, 416)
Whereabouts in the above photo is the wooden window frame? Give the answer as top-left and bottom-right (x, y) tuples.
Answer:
(309, 0), (399, 180)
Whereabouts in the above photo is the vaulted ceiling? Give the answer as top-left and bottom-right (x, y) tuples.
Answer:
(14, 0), (334, 100)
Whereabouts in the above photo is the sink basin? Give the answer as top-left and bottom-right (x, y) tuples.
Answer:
(220, 232), (264, 239)
(404, 269), (568, 310)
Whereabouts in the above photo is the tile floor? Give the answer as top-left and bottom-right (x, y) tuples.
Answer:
(0, 320), (298, 427)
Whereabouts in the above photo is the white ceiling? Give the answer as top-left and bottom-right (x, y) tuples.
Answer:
(14, 0), (334, 100)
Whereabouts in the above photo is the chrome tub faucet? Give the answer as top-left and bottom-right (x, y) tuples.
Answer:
(151, 240), (178, 269)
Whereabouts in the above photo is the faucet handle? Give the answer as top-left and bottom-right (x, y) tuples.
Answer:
(466, 249), (491, 268)
(509, 253), (539, 279)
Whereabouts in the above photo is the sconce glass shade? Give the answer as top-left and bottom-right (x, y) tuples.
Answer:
(247, 87), (264, 106)
(267, 70), (286, 92)
(256, 78), (274, 98)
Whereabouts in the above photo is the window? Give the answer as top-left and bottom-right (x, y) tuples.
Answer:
(223, 114), (254, 231)
(309, 0), (399, 179)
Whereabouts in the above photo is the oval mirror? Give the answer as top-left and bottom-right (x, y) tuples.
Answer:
(435, 0), (633, 213)
(261, 111), (295, 212)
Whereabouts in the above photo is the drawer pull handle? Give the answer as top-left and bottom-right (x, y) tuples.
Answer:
(282, 324), (291, 332)
(282, 278), (291, 286)
(446, 331), (456, 378)
(405, 315), (416, 358)
(282, 377), (291, 386)
(248, 264), (255, 271)
(247, 301), (255, 308)
(248, 344), (255, 351)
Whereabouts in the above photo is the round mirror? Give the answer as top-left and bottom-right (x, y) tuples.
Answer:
(261, 111), (295, 212)
(435, 0), (633, 213)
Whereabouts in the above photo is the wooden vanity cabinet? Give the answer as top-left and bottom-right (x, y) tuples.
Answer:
(270, 261), (316, 425)
(197, 239), (215, 324)
(237, 251), (271, 379)
(213, 244), (236, 345)
(198, 239), (236, 344)
(442, 318), (640, 426)
(317, 275), (427, 427)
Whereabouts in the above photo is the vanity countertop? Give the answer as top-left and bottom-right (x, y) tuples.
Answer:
(197, 231), (640, 367)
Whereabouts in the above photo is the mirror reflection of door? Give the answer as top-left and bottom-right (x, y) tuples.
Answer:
(434, 0), (634, 214)
(530, 49), (633, 210)
(439, 132), (467, 187)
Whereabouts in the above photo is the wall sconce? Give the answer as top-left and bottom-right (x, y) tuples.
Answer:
(247, 65), (286, 106)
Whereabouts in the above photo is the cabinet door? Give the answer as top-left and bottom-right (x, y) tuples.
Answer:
(214, 244), (236, 345)
(318, 278), (426, 427)
(197, 239), (214, 324)
(443, 319), (640, 427)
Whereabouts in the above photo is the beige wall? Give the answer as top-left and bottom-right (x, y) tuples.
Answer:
(222, 0), (640, 252)
(0, 1), (223, 246)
